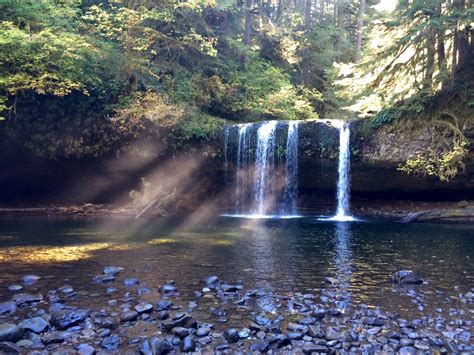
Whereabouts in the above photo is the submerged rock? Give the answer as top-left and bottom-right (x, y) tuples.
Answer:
(12, 293), (43, 306)
(135, 302), (153, 314)
(20, 317), (49, 333)
(51, 309), (89, 330)
(22, 275), (41, 285)
(92, 274), (115, 284)
(181, 335), (196, 352)
(101, 334), (120, 350)
(0, 323), (24, 342)
(103, 266), (124, 276)
(8, 285), (23, 292)
(0, 302), (17, 316)
(222, 328), (239, 343)
(391, 270), (423, 285)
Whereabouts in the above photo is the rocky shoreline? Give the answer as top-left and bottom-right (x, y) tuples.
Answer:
(0, 268), (472, 354)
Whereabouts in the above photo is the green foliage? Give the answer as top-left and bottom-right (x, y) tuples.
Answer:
(177, 110), (226, 141)
(399, 141), (468, 182)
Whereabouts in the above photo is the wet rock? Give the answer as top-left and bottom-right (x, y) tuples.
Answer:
(123, 278), (139, 286)
(103, 266), (124, 276)
(20, 317), (48, 333)
(159, 311), (170, 320)
(51, 309), (89, 330)
(0, 324), (23, 343)
(93, 274), (115, 284)
(255, 315), (271, 326)
(23, 275), (41, 285)
(205, 275), (219, 287)
(0, 302), (17, 316)
(12, 293), (43, 306)
(0, 342), (20, 354)
(325, 277), (338, 285)
(77, 343), (95, 355)
(197, 327), (211, 337)
(137, 287), (152, 295)
(101, 334), (120, 350)
(160, 284), (178, 296)
(362, 317), (385, 326)
(391, 270), (423, 284)
(308, 325), (322, 338)
(223, 328), (239, 343)
(120, 311), (139, 323)
(238, 329), (250, 339)
(249, 340), (268, 352)
(156, 300), (173, 311)
(8, 285), (23, 292)
(299, 316), (316, 325)
(367, 327), (381, 335)
(162, 315), (196, 331)
(181, 335), (196, 352)
(414, 340), (430, 351)
(42, 331), (67, 345)
(215, 343), (230, 351)
(172, 327), (189, 339)
(400, 338), (414, 346)
(288, 332), (303, 340)
(399, 346), (416, 354)
(221, 284), (242, 293)
(270, 333), (291, 348)
(101, 317), (118, 330)
(150, 337), (172, 354)
(98, 329), (111, 337)
(59, 285), (74, 294)
(325, 327), (342, 341)
(134, 302), (153, 314)
(303, 344), (329, 353)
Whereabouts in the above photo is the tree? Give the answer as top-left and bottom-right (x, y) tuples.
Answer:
(355, 0), (365, 62)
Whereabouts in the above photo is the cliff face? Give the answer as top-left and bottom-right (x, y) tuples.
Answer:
(0, 119), (472, 206)
(297, 120), (474, 201)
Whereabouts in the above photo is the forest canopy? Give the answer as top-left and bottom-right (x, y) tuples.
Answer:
(0, 0), (473, 164)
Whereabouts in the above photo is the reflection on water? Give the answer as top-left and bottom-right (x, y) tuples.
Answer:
(332, 222), (353, 310)
(0, 217), (472, 318)
(0, 243), (113, 263)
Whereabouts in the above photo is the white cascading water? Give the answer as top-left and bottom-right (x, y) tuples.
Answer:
(281, 121), (299, 215)
(331, 121), (354, 221)
(235, 123), (252, 212)
(252, 121), (279, 215)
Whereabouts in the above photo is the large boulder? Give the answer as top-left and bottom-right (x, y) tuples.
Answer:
(391, 270), (423, 285)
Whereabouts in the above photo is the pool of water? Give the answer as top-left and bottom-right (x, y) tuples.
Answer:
(0, 216), (472, 319)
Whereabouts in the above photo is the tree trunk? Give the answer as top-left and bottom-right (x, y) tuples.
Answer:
(355, 0), (365, 63)
(436, 1), (448, 90)
(423, 30), (436, 92)
(319, 0), (324, 25)
(451, 29), (458, 89)
(244, 0), (252, 45)
(457, 27), (469, 69)
(305, 0), (312, 31)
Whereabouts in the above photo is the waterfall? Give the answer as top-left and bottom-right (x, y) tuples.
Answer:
(235, 123), (252, 212)
(281, 121), (299, 215)
(252, 121), (279, 215)
(223, 126), (230, 188)
(331, 121), (354, 221)
(223, 120), (302, 218)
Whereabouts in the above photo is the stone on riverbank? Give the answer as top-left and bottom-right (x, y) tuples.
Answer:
(391, 270), (424, 284)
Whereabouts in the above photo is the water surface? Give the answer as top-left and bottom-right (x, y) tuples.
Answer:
(0, 216), (472, 319)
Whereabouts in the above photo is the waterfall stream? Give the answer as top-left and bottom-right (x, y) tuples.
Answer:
(330, 121), (354, 221)
(281, 121), (299, 215)
(252, 121), (279, 215)
(223, 119), (354, 220)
